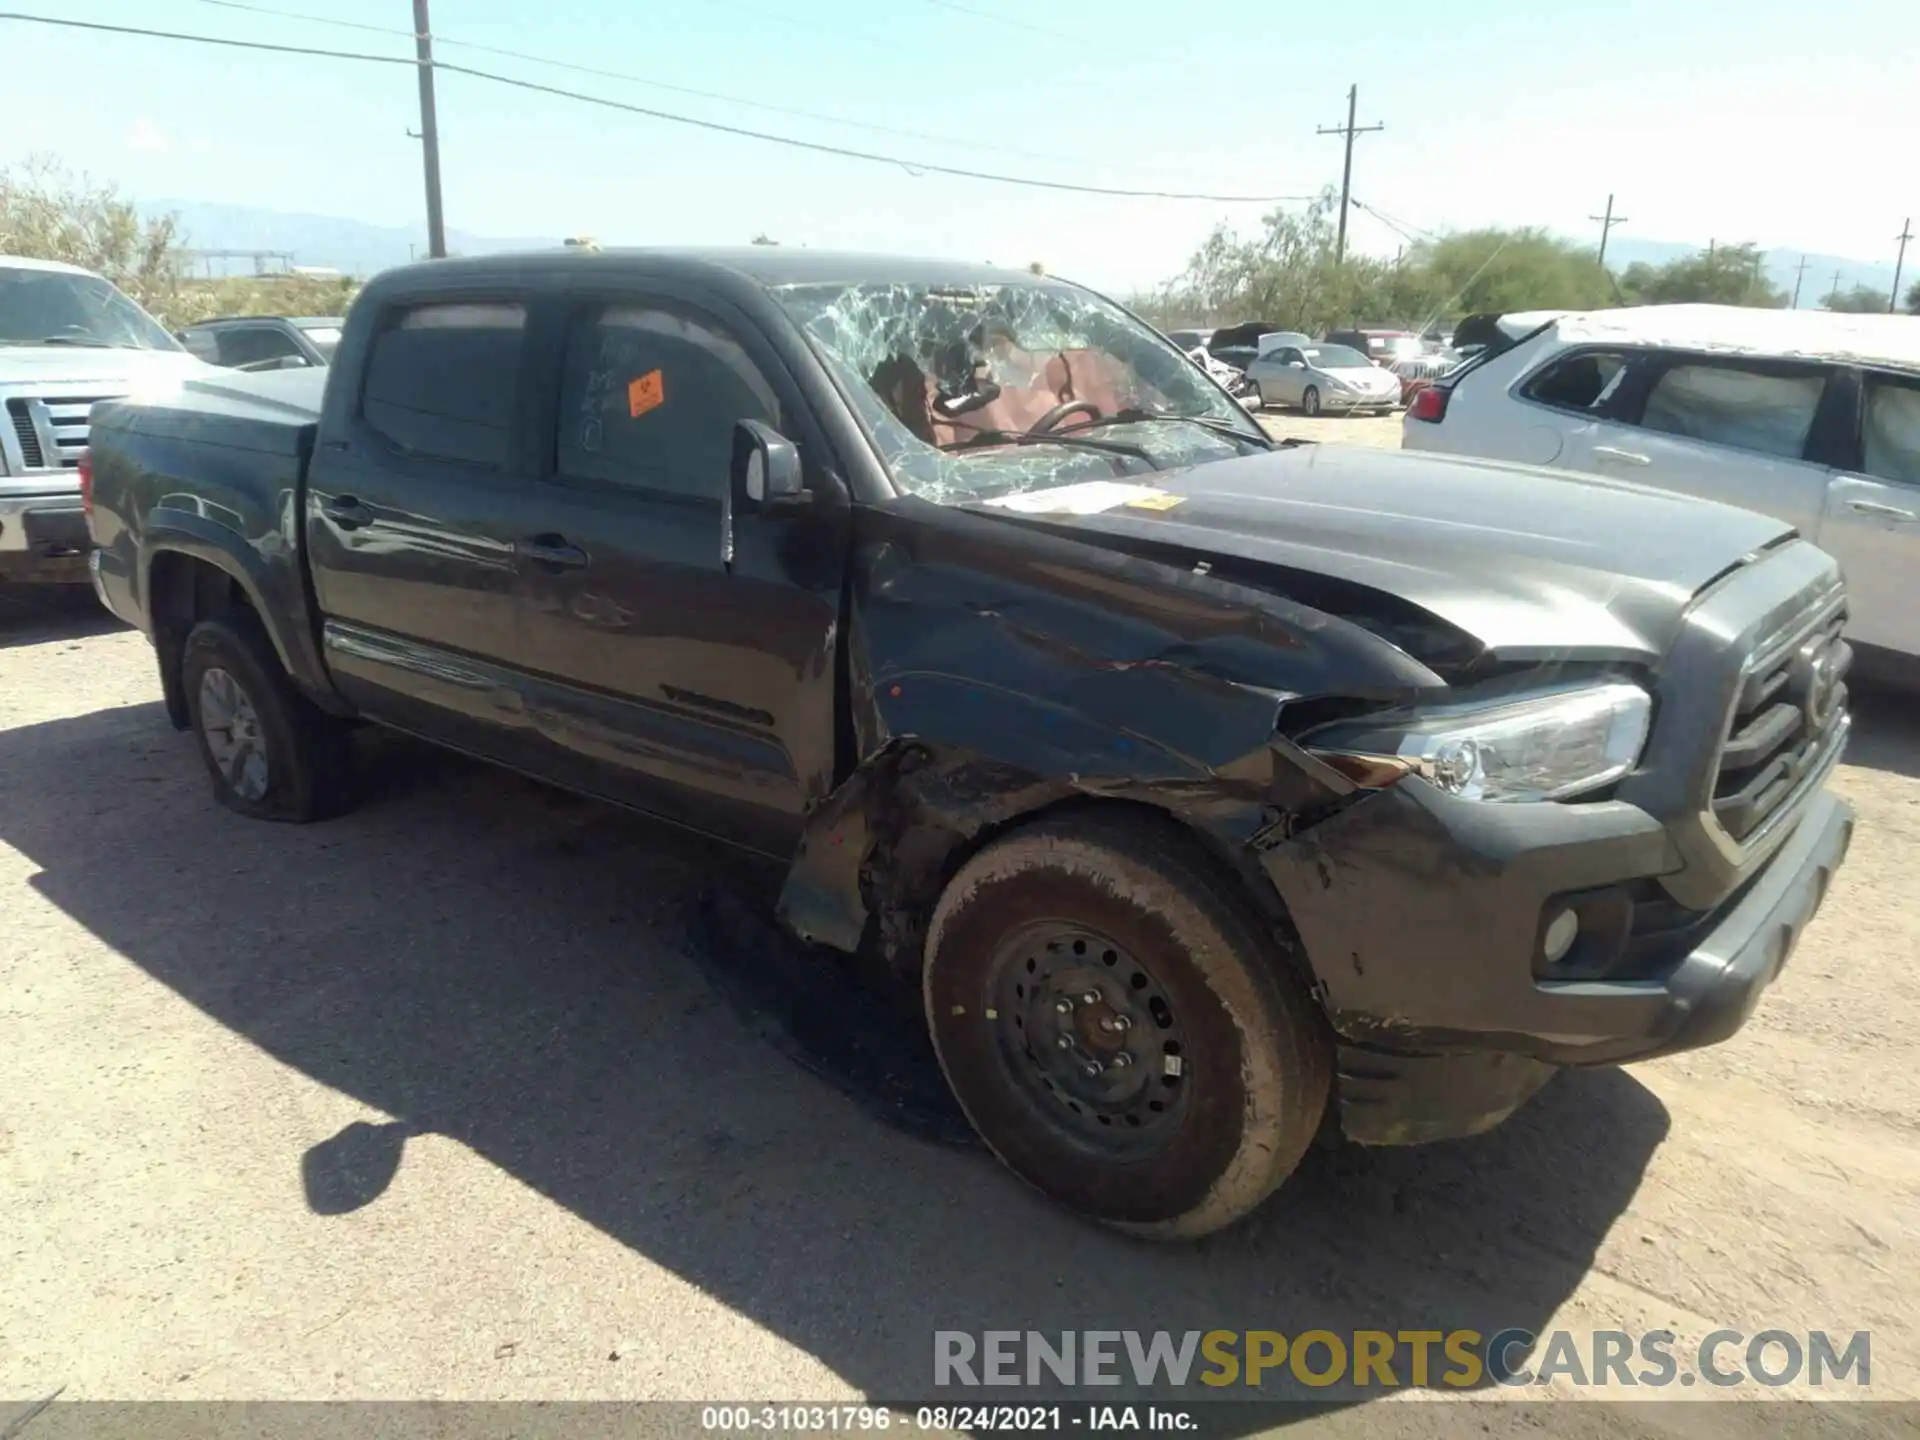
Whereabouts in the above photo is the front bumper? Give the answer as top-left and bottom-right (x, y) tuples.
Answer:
(1321, 386), (1399, 410)
(1263, 777), (1854, 1144)
(0, 490), (90, 582)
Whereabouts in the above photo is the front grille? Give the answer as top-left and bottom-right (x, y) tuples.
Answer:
(6, 401), (42, 468)
(4, 394), (116, 470)
(1710, 602), (1850, 844)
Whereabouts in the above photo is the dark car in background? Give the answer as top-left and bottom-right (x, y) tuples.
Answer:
(1324, 327), (1424, 366)
(176, 315), (343, 372)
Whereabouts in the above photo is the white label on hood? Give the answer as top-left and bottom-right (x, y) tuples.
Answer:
(982, 481), (1171, 515)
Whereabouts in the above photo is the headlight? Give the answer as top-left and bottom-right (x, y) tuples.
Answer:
(1324, 375), (1353, 391)
(1305, 682), (1652, 802)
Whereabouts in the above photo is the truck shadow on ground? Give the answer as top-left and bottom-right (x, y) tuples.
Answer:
(0, 585), (126, 651)
(1845, 681), (1920, 781)
(4, 702), (1681, 1420)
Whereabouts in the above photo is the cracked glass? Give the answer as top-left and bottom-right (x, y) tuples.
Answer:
(770, 278), (1266, 504)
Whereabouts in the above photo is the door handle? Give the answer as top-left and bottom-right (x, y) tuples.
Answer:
(320, 496), (373, 530)
(1592, 446), (1651, 466)
(514, 535), (590, 571)
(1847, 499), (1918, 522)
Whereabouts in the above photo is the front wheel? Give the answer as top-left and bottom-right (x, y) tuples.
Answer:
(1300, 386), (1321, 416)
(923, 813), (1331, 1238)
(181, 610), (353, 822)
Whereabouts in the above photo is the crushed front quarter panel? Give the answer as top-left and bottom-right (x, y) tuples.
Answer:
(777, 499), (1448, 967)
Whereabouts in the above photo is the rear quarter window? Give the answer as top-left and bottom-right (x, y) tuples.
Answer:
(361, 301), (526, 468)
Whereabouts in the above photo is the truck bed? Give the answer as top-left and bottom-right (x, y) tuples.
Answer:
(95, 366), (326, 458)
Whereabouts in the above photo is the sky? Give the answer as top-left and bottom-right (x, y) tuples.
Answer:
(3, 0), (1917, 294)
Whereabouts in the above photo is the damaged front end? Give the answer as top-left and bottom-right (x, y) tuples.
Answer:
(774, 502), (1455, 985)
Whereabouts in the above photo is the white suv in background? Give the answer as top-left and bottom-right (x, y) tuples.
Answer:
(1403, 304), (1920, 681)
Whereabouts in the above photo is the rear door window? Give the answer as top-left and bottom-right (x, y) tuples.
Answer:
(218, 327), (300, 369)
(1636, 361), (1827, 461)
(1521, 350), (1631, 414)
(1862, 373), (1920, 486)
(361, 302), (527, 469)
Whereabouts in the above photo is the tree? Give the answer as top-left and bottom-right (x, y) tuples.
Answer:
(1403, 227), (1614, 318)
(1618, 243), (1785, 307)
(0, 155), (180, 316)
(1155, 195), (1618, 336)
(1823, 283), (1890, 313)
(751, 233), (780, 246)
(1902, 277), (1919, 315)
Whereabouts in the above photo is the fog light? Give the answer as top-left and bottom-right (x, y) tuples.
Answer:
(1542, 908), (1580, 964)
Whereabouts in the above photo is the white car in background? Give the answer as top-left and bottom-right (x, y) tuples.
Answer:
(1243, 340), (1402, 416)
(1402, 304), (1920, 681)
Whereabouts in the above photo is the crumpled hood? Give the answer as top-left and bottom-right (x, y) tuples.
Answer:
(986, 443), (1798, 664)
(0, 346), (207, 390)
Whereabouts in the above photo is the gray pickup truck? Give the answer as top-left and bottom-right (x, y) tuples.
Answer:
(84, 248), (1855, 1237)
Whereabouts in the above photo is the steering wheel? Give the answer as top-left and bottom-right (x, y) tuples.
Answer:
(1030, 399), (1102, 434)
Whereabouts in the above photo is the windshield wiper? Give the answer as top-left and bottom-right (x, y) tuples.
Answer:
(1080, 408), (1272, 451)
(939, 428), (1160, 469)
(30, 335), (115, 348)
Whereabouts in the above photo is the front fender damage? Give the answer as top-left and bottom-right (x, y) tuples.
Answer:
(777, 512), (1451, 979)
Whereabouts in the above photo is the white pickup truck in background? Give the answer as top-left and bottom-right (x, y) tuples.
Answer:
(1, 255), (205, 584)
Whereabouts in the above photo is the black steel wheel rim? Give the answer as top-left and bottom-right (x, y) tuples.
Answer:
(984, 922), (1194, 1158)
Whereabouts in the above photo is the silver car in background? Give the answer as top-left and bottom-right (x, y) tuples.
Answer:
(1244, 341), (1402, 416)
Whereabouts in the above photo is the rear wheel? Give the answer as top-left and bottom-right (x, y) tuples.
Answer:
(1301, 386), (1321, 416)
(923, 813), (1331, 1238)
(181, 610), (353, 822)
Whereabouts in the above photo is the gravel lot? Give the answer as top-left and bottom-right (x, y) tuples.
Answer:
(4, 415), (1917, 1431)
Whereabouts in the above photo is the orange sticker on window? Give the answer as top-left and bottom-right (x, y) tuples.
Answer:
(627, 369), (664, 418)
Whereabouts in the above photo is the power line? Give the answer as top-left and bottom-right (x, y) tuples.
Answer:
(1316, 84), (1384, 265)
(177, 0), (1109, 168)
(2, 10), (413, 66)
(1349, 198), (1433, 246)
(0, 11), (1314, 204)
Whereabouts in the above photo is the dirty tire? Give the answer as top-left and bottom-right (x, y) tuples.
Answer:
(1301, 386), (1321, 416)
(181, 610), (352, 822)
(923, 813), (1331, 1238)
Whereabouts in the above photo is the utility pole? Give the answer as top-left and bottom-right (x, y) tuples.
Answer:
(1588, 193), (1628, 269)
(1891, 218), (1913, 314)
(1790, 254), (1809, 309)
(1316, 85), (1384, 265)
(1829, 269), (1843, 308)
(411, 0), (447, 259)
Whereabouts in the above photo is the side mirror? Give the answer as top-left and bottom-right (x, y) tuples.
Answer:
(1287, 360), (1305, 369)
(733, 418), (806, 510)
(280, 354), (311, 369)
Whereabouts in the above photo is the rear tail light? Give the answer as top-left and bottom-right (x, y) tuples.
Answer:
(1408, 386), (1450, 423)
(78, 447), (94, 520)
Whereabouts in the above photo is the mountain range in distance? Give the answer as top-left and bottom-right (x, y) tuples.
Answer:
(143, 198), (1910, 306)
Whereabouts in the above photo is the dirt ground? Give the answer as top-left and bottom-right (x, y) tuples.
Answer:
(4, 417), (1918, 1431)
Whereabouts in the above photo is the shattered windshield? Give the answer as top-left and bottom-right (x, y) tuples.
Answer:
(771, 278), (1265, 504)
(0, 266), (180, 351)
